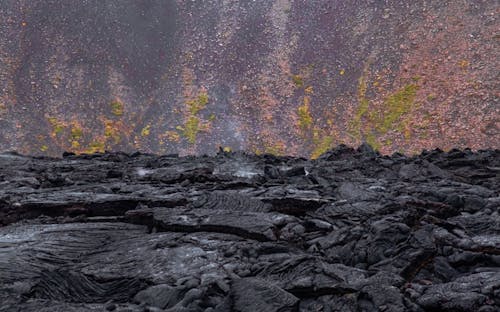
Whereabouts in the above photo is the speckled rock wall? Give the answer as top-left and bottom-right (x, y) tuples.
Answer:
(0, 0), (498, 157)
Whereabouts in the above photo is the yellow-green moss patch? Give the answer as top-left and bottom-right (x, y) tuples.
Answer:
(179, 116), (200, 144)
(297, 103), (313, 130)
(349, 63), (370, 139)
(365, 132), (381, 151)
(70, 126), (83, 141)
(311, 135), (334, 159)
(110, 100), (124, 116)
(375, 84), (418, 134)
(264, 143), (284, 156)
(186, 92), (209, 115)
(141, 125), (151, 137)
(47, 117), (65, 135)
(86, 141), (105, 154)
(178, 91), (211, 144)
(292, 75), (304, 88)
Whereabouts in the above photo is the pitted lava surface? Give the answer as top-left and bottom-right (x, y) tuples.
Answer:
(0, 145), (499, 311)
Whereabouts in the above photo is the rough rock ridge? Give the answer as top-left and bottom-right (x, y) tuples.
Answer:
(0, 145), (499, 311)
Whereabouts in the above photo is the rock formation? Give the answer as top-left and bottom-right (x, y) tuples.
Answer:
(0, 145), (499, 311)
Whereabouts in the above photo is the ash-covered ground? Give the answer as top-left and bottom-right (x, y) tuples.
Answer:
(0, 145), (499, 311)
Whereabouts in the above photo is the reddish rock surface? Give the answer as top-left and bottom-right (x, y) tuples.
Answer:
(0, 0), (498, 157)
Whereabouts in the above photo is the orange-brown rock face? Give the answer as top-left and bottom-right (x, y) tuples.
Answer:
(0, 0), (498, 157)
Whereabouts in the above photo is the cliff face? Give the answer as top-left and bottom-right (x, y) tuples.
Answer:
(0, 0), (498, 157)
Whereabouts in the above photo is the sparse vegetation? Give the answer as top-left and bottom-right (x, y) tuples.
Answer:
(350, 60), (419, 150)
(365, 132), (381, 151)
(104, 120), (121, 144)
(375, 84), (418, 134)
(70, 124), (84, 149)
(141, 125), (151, 137)
(165, 130), (181, 142)
(310, 135), (334, 159)
(110, 100), (124, 116)
(47, 117), (65, 136)
(292, 75), (304, 88)
(264, 142), (285, 156)
(177, 90), (211, 144)
(297, 102), (313, 130)
(350, 63), (370, 140)
(85, 141), (105, 154)
(178, 116), (200, 144)
(187, 92), (209, 115)
(71, 126), (83, 140)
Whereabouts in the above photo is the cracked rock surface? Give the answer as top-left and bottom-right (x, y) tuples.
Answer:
(0, 145), (499, 311)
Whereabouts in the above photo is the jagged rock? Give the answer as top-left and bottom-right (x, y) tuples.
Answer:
(133, 284), (183, 309)
(0, 148), (499, 311)
(231, 278), (299, 312)
(152, 207), (294, 241)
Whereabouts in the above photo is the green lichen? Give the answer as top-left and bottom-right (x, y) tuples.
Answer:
(47, 117), (65, 135)
(141, 125), (151, 137)
(374, 84), (418, 134)
(297, 104), (313, 130)
(351, 98), (369, 139)
(292, 75), (304, 88)
(365, 132), (381, 151)
(178, 91), (211, 144)
(70, 125), (84, 150)
(71, 126), (83, 140)
(351, 80), (418, 149)
(40, 145), (48, 152)
(311, 135), (334, 159)
(181, 116), (200, 144)
(186, 92), (209, 115)
(54, 125), (64, 135)
(264, 143), (284, 156)
(349, 63), (370, 139)
(110, 100), (124, 116)
(104, 121), (121, 144)
(86, 141), (105, 153)
(177, 116), (204, 144)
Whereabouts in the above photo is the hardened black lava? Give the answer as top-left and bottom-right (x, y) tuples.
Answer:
(0, 145), (499, 311)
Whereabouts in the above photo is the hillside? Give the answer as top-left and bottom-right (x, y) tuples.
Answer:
(0, 0), (498, 157)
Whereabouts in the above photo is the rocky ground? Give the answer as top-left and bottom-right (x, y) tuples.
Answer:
(0, 145), (499, 311)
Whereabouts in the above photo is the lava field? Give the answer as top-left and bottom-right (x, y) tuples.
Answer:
(0, 145), (499, 311)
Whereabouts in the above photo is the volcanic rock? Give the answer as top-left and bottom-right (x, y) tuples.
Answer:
(0, 147), (499, 311)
